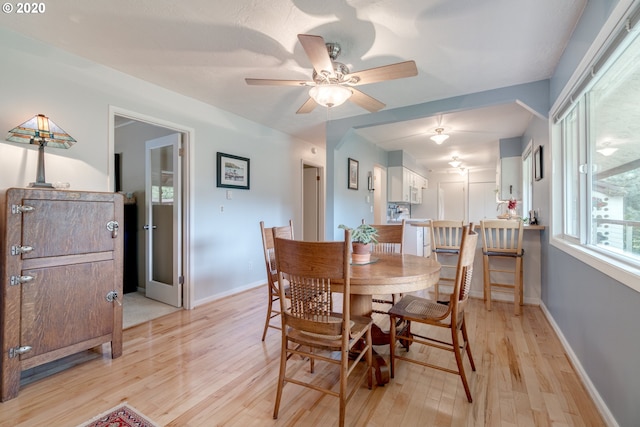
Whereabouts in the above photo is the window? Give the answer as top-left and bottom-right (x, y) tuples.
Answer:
(555, 16), (640, 274)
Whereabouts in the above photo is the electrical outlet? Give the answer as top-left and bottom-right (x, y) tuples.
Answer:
(248, 261), (253, 271)
(220, 205), (224, 213)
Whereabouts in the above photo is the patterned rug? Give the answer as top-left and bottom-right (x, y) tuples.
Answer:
(77, 403), (160, 427)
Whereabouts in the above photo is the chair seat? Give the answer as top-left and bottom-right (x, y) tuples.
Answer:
(389, 295), (449, 322)
(288, 315), (372, 348)
(433, 248), (460, 255)
(482, 249), (524, 257)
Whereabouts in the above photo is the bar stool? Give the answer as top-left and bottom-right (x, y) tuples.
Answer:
(480, 219), (524, 315)
(429, 220), (464, 302)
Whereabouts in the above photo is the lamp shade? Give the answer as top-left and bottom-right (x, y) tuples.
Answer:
(6, 114), (76, 187)
(448, 157), (462, 168)
(7, 114), (76, 149)
(309, 84), (352, 108)
(430, 128), (449, 144)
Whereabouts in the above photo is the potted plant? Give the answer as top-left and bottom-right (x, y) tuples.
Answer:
(338, 223), (378, 264)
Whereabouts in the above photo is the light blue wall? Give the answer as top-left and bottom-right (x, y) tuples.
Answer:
(499, 137), (523, 158)
(550, 0), (618, 101)
(545, 247), (640, 426)
(331, 130), (388, 240)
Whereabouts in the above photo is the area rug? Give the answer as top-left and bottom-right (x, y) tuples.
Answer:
(77, 403), (160, 427)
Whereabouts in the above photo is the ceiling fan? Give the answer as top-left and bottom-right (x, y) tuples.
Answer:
(245, 34), (418, 114)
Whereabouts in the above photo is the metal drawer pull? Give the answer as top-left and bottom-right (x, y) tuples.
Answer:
(11, 204), (35, 214)
(106, 290), (122, 306)
(11, 245), (33, 256)
(9, 346), (32, 358)
(106, 220), (119, 238)
(10, 275), (34, 286)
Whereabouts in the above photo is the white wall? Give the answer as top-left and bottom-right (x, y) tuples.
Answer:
(0, 28), (326, 306)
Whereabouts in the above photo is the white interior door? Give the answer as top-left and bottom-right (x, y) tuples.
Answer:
(469, 182), (498, 224)
(438, 181), (466, 221)
(144, 133), (182, 307)
(303, 165), (319, 241)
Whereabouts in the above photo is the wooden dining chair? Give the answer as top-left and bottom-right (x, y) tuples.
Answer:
(389, 224), (477, 402)
(259, 220), (293, 341)
(480, 219), (525, 315)
(429, 220), (464, 302)
(272, 229), (373, 427)
(365, 220), (405, 313)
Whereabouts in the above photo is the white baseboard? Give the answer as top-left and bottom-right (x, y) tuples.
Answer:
(468, 289), (539, 306)
(539, 302), (618, 427)
(193, 280), (265, 307)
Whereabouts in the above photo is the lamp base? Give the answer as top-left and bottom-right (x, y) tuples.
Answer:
(28, 182), (53, 188)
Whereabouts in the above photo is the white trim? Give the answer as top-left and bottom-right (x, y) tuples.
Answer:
(193, 280), (265, 308)
(108, 105), (196, 309)
(539, 302), (619, 427)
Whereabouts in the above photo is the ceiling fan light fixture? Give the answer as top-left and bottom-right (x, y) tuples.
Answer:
(430, 127), (449, 144)
(309, 84), (352, 108)
(448, 156), (462, 168)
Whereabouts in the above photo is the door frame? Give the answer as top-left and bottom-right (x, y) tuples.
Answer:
(108, 106), (194, 309)
(301, 159), (325, 241)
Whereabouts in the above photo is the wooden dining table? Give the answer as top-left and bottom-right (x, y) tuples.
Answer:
(340, 253), (441, 385)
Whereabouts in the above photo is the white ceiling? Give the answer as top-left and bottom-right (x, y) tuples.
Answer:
(0, 0), (587, 172)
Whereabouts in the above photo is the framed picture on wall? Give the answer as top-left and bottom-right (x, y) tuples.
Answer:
(348, 158), (359, 190)
(217, 152), (250, 189)
(534, 145), (543, 181)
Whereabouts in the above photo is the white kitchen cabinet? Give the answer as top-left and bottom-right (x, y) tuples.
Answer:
(388, 167), (427, 204)
(498, 157), (521, 200)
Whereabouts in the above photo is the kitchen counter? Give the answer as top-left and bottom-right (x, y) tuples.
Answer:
(408, 220), (545, 231)
(407, 220), (545, 306)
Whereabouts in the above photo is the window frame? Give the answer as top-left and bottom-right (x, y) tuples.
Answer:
(550, 1), (640, 292)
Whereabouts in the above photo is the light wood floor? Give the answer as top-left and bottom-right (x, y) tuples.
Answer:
(1, 286), (605, 427)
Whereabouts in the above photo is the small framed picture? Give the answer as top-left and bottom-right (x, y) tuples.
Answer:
(217, 152), (250, 189)
(348, 158), (359, 190)
(534, 146), (543, 181)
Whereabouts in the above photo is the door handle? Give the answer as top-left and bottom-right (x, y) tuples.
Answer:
(143, 224), (157, 230)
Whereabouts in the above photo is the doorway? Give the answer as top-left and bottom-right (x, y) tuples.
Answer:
(302, 161), (324, 241)
(111, 107), (192, 325)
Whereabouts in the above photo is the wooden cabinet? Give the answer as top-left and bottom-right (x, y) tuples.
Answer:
(387, 167), (428, 204)
(0, 188), (123, 401)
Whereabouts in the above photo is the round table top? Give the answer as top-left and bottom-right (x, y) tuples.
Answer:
(348, 253), (441, 295)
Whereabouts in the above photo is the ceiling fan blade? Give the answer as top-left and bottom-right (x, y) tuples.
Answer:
(347, 60), (418, 85)
(298, 34), (334, 78)
(245, 78), (310, 86)
(296, 97), (318, 114)
(350, 88), (385, 112)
